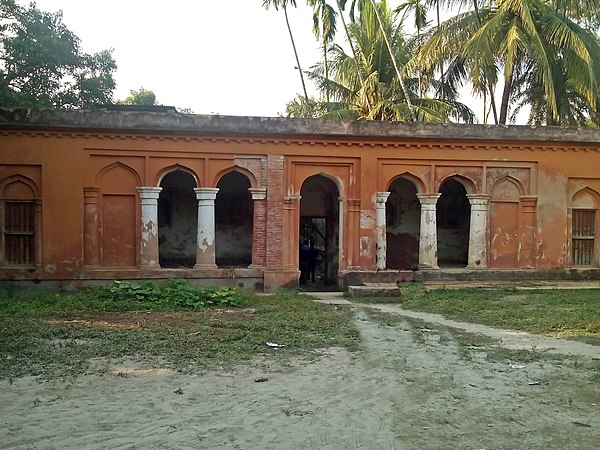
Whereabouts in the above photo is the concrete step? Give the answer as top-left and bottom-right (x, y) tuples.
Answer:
(348, 283), (402, 297)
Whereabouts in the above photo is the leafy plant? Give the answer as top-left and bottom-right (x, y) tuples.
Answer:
(97, 279), (242, 309)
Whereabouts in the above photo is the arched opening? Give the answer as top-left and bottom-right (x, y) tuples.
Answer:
(158, 170), (197, 268)
(300, 175), (339, 287)
(386, 178), (420, 269)
(215, 171), (253, 267)
(437, 179), (470, 267)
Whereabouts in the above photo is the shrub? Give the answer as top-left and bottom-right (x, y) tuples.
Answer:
(94, 279), (241, 309)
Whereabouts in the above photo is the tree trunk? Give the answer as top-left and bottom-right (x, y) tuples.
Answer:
(336, 1), (372, 116)
(368, 0), (416, 121)
(499, 68), (513, 125)
(284, 5), (309, 103)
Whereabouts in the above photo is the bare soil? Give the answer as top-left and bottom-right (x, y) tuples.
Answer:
(2, 301), (599, 449)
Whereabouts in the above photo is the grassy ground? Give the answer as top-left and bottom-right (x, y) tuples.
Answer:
(2, 282), (599, 381)
(0, 289), (359, 380)
(353, 283), (600, 345)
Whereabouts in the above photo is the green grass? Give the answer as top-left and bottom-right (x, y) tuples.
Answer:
(353, 282), (600, 345)
(0, 289), (360, 380)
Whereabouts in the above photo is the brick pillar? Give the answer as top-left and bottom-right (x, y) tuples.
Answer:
(194, 187), (219, 269)
(519, 196), (538, 268)
(249, 187), (267, 268)
(137, 187), (162, 268)
(417, 193), (441, 270)
(83, 187), (101, 267)
(376, 192), (391, 270)
(466, 194), (489, 269)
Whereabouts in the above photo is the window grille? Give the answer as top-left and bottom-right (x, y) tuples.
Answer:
(572, 209), (595, 266)
(3, 202), (35, 265)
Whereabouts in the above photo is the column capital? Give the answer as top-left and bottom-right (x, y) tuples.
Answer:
(417, 193), (441, 206)
(376, 191), (391, 205)
(249, 187), (267, 201)
(194, 187), (219, 201)
(137, 186), (162, 200)
(466, 194), (490, 210)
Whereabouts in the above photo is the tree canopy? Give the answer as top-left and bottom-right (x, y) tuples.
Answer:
(274, 0), (600, 125)
(0, 0), (117, 108)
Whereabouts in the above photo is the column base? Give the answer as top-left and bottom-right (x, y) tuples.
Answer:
(194, 263), (218, 270)
(418, 263), (439, 270)
(466, 264), (487, 270)
(139, 263), (161, 269)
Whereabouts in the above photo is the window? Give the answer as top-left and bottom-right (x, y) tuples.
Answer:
(572, 209), (596, 266)
(2, 201), (35, 265)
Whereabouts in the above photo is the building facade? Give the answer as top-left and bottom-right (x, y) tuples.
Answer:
(1, 108), (599, 291)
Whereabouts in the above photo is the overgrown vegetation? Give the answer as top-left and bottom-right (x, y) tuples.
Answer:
(354, 282), (600, 345)
(0, 281), (359, 380)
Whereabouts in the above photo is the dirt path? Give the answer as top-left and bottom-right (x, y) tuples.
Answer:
(310, 292), (600, 358)
(2, 298), (599, 449)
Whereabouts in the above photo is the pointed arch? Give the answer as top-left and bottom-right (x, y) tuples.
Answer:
(0, 174), (40, 199)
(215, 171), (254, 267)
(570, 187), (598, 267)
(0, 174), (41, 266)
(386, 176), (421, 269)
(96, 161), (142, 188)
(298, 171), (344, 198)
(157, 164), (200, 187)
(213, 166), (257, 189)
(386, 172), (426, 194)
(490, 176), (524, 201)
(437, 174), (477, 195)
(571, 187), (600, 209)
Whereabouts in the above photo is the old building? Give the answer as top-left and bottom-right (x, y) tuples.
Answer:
(1, 107), (599, 292)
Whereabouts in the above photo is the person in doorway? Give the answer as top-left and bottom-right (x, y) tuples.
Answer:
(299, 240), (310, 284)
(307, 240), (318, 283)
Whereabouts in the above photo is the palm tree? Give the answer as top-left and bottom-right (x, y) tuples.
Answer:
(262, 0), (310, 103)
(297, 0), (475, 122)
(413, 0), (600, 125)
(308, 0), (338, 101)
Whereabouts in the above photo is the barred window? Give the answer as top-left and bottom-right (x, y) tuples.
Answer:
(3, 201), (35, 265)
(572, 209), (595, 266)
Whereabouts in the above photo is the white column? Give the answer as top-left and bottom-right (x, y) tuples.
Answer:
(417, 193), (441, 270)
(194, 187), (219, 269)
(137, 187), (162, 268)
(376, 192), (391, 270)
(467, 194), (489, 269)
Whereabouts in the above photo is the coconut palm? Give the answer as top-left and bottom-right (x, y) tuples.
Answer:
(262, 0), (310, 103)
(297, 0), (475, 122)
(307, 0), (338, 101)
(413, 0), (600, 125)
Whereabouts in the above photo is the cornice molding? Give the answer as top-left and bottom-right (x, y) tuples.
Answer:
(1, 129), (599, 153)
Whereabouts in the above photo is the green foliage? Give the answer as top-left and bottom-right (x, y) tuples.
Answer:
(0, 0), (116, 108)
(116, 87), (157, 106)
(97, 279), (241, 309)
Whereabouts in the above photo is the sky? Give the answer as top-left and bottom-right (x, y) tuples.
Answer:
(28, 1), (487, 120)
(30, 0), (329, 117)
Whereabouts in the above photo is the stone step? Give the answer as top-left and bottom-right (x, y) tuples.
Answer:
(348, 283), (402, 297)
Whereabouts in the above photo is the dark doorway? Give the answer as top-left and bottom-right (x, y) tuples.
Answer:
(300, 175), (339, 287)
(386, 178), (420, 269)
(158, 170), (197, 267)
(215, 171), (253, 267)
(437, 179), (470, 266)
